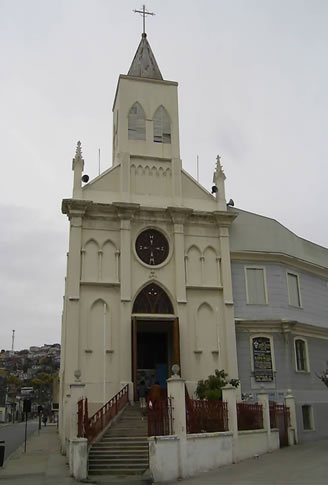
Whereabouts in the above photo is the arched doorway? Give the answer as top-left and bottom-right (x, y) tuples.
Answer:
(131, 283), (180, 400)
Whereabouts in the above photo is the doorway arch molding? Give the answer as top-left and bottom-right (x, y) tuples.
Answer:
(132, 281), (176, 316)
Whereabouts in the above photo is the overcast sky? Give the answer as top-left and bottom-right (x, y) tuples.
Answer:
(1, 0), (327, 350)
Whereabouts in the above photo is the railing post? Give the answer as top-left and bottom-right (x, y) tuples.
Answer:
(222, 385), (238, 462)
(69, 383), (86, 440)
(167, 372), (187, 478)
(257, 390), (272, 450)
(285, 389), (298, 445)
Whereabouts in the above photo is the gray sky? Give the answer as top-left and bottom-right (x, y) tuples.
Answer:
(1, 0), (327, 350)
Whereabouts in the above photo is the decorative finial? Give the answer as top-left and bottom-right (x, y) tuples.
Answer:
(74, 369), (81, 382)
(172, 364), (180, 376)
(133, 4), (155, 35)
(75, 141), (83, 160)
(213, 154), (225, 183)
(215, 155), (224, 174)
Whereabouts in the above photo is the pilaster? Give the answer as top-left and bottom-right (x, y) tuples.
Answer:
(114, 203), (140, 301)
(285, 389), (298, 444)
(215, 222), (239, 381)
(222, 385), (238, 462)
(168, 207), (192, 303)
(257, 390), (272, 450)
(72, 141), (84, 200)
(65, 207), (86, 381)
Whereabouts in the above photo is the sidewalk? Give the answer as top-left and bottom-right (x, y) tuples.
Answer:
(0, 425), (79, 485)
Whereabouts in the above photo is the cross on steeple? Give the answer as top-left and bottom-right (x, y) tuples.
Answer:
(133, 4), (155, 35)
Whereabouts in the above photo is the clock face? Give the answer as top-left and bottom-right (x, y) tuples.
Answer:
(135, 229), (169, 266)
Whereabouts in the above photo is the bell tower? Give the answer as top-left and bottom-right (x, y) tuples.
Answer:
(112, 33), (181, 168)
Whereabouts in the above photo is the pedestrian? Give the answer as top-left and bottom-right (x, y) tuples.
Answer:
(138, 380), (147, 410)
(42, 414), (48, 427)
(148, 381), (161, 409)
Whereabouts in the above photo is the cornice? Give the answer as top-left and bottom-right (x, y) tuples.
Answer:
(61, 199), (239, 230)
(113, 202), (140, 221)
(62, 199), (92, 217)
(167, 207), (193, 224)
(231, 250), (328, 278)
(212, 210), (238, 227)
(119, 74), (178, 86)
(235, 318), (328, 339)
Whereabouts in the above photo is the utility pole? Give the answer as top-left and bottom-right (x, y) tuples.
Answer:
(11, 330), (15, 353)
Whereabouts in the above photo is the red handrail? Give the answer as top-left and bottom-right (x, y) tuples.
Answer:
(77, 384), (129, 442)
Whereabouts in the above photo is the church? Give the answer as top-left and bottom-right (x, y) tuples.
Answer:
(59, 24), (328, 454)
(59, 28), (240, 444)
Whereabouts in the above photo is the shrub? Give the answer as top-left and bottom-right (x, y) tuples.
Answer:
(196, 369), (239, 400)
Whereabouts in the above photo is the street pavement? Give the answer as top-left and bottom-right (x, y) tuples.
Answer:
(0, 420), (39, 460)
(171, 439), (328, 485)
(0, 423), (79, 484)
(1, 421), (328, 485)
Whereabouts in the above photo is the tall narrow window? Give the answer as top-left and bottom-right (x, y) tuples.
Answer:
(128, 102), (145, 140)
(153, 106), (171, 143)
(245, 267), (267, 304)
(302, 405), (313, 430)
(295, 338), (309, 371)
(287, 272), (301, 307)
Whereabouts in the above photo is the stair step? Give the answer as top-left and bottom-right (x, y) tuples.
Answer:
(89, 463), (148, 470)
(89, 460), (148, 466)
(89, 469), (147, 476)
(88, 404), (150, 477)
(89, 455), (148, 461)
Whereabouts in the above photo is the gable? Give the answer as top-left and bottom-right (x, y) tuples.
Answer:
(82, 165), (121, 202)
(181, 170), (217, 210)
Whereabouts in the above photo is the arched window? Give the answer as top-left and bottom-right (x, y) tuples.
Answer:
(153, 106), (171, 143)
(133, 283), (174, 314)
(128, 102), (145, 140)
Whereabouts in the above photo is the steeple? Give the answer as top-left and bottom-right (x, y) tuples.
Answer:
(128, 33), (163, 80)
(213, 155), (227, 211)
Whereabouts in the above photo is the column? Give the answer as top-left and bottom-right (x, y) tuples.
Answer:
(114, 204), (139, 301)
(257, 390), (272, 450)
(222, 385), (238, 462)
(168, 208), (192, 303)
(69, 382), (86, 440)
(285, 390), (298, 444)
(216, 221), (239, 382)
(167, 371), (187, 479)
(65, 210), (85, 382)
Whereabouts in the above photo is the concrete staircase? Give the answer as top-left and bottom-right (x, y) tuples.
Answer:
(88, 404), (149, 479)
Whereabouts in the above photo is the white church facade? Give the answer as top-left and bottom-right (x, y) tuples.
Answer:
(59, 30), (328, 456)
(59, 33), (239, 447)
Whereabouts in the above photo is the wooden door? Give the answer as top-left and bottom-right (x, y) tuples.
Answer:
(172, 318), (181, 371)
(131, 317), (137, 400)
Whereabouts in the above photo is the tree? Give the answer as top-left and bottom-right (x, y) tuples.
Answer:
(316, 368), (328, 388)
(196, 369), (239, 400)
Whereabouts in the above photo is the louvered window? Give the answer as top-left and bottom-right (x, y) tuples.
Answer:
(128, 102), (145, 140)
(153, 106), (171, 143)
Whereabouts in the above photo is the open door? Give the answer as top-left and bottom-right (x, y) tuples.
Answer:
(131, 317), (137, 401)
(172, 317), (181, 371)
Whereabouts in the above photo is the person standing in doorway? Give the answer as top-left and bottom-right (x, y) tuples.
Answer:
(148, 381), (161, 409)
(138, 380), (147, 410)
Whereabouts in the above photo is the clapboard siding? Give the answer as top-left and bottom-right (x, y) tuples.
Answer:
(232, 261), (328, 328)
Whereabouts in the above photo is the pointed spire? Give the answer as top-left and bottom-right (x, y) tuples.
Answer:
(128, 33), (163, 80)
(72, 140), (84, 172)
(213, 155), (227, 211)
(75, 140), (83, 161)
(213, 155), (226, 181)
